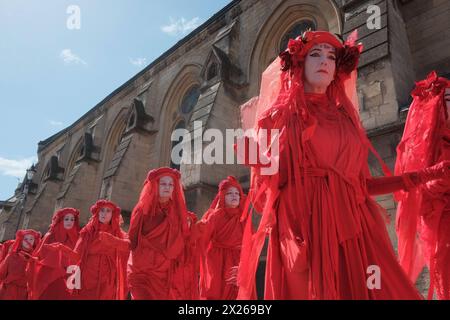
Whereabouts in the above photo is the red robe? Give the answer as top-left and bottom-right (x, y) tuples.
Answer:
(171, 211), (200, 300)
(128, 167), (190, 300)
(199, 176), (246, 300)
(0, 251), (31, 300)
(237, 32), (422, 300)
(395, 72), (450, 299)
(128, 201), (185, 299)
(200, 207), (243, 300)
(73, 200), (130, 300)
(416, 128), (450, 300)
(0, 230), (40, 300)
(0, 240), (14, 263)
(28, 208), (80, 300)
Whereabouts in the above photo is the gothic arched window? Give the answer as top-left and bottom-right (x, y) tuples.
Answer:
(280, 20), (317, 52)
(180, 86), (200, 115)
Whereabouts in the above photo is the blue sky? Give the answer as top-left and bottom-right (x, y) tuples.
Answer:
(0, 0), (232, 200)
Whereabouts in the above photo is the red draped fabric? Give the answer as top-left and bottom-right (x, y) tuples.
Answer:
(73, 200), (130, 300)
(199, 176), (247, 300)
(0, 240), (14, 264)
(236, 31), (422, 300)
(395, 72), (450, 299)
(127, 167), (190, 300)
(27, 208), (80, 300)
(171, 211), (200, 300)
(0, 230), (41, 300)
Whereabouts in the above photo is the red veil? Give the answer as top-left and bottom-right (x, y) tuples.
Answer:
(395, 71), (450, 298)
(127, 167), (190, 300)
(199, 176), (247, 300)
(128, 167), (189, 251)
(236, 30), (394, 299)
(74, 200), (129, 300)
(28, 208), (80, 300)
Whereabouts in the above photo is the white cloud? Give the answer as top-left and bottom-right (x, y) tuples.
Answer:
(0, 157), (37, 179)
(49, 120), (64, 127)
(60, 49), (87, 65)
(161, 17), (202, 36)
(129, 57), (147, 67)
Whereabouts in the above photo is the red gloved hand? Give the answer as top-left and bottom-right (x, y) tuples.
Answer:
(417, 160), (450, 184)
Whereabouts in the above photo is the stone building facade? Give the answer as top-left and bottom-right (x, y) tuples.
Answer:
(1, 0), (449, 297)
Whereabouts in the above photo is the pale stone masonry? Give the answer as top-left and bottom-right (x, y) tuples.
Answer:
(1, 0), (449, 298)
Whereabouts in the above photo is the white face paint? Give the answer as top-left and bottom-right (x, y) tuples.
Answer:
(159, 176), (174, 203)
(63, 214), (75, 230)
(22, 234), (35, 250)
(304, 43), (337, 94)
(224, 187), (240, 209)
(98, 207), (113, 224)
(445, 88), (450, 127)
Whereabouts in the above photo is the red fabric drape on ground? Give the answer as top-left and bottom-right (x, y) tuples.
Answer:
(236, 30), (422, 300)
(73, 200), (130, 300)
(395, 72), (450, 299)
(127, 167), (190, 300)
(198, 176), (248, 300)
(27, 208), (81, 300)
(0, 230), (41, 300)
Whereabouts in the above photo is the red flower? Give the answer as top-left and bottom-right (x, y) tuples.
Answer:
(288, 39), (303, 55)
(412, 71), (448, 99)
(336, 45), (361, 75)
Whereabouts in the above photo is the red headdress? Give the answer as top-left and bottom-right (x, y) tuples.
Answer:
(39, 208), (81, 250)
(395, 71), (450, 297)
(10, 229), (41, 254)
(128, 167), (190, 250)
(205, 176), (247, 215)
(237, 30), (392, 299)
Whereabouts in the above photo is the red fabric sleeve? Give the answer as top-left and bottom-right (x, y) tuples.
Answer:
(367, 174), (421, 196)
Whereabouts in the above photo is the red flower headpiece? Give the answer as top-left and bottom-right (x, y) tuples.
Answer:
(411, 71), (450, 100)
(279, 30), (362, 77)
(90, 199), (121, 217)
(50, 207), (80, 226)
(147, 167), (181, 182)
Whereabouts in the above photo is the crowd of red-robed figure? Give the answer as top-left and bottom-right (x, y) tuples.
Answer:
(0, 170), (247, 300)
(1, 30), (450, 300)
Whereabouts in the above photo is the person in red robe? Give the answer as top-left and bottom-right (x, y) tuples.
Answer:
(0, 240), (14, 264)
(236, 30), (450, 300)
(0, 229), (41, 300)
(198, 176), (247, 300)
(73, 200), (130, 300)
(127, 167), (191, 300)
(395, 72), (450, 300)
(27, 208), (80, 300)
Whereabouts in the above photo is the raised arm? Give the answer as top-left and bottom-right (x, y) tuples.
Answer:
(367, 161), (450, 196)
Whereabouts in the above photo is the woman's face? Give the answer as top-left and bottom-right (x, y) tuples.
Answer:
(159, 176), (174, 203)
(98, 207), (113, 224)
(224, 187), (240, 209)
(445, 88), (450, 127)
(63, 214), (75, 230)
(304, 43), (337, 93)
(22, 234), (35, 250)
